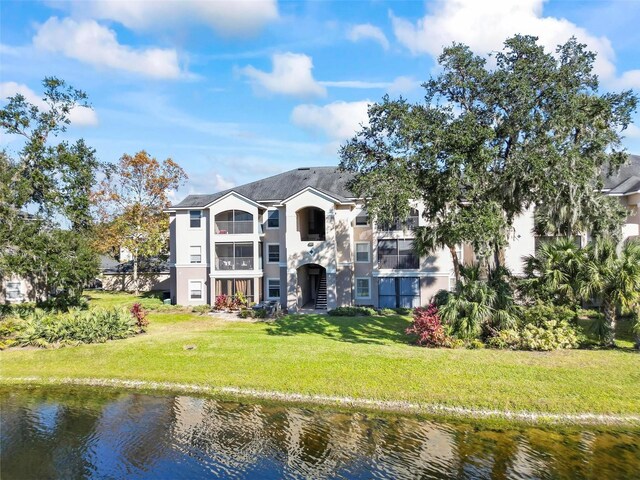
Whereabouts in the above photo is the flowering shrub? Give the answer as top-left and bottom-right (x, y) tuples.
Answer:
(130, 303), (149, 332)
(405, 304), (448, 347)
(214, 294), (230, 310)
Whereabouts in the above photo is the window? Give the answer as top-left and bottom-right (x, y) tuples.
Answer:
(378, 277), (420, 308)
(355, 277), (371, 299)
(355, 212), (369, 226)
(6, 282), (21, 300)
(355, 242), (370, 263)
(189, 245), (202, 264)
(189, 280), (203, 300)
(267, 210), (280, 228)
(267, 244), (280, 263)
(190, 210), (202, 228)
(378, 239), (419, 269)
(214, 210), (254, 234)
(267, 278), (280, 299)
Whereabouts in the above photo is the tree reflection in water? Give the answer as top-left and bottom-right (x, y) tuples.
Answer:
(1, 388), (638, 479)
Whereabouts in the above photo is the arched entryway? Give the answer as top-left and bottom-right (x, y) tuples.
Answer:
(296, 263), (327, 309)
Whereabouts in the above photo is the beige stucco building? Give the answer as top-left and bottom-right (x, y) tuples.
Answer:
(167, 158), (639, 310)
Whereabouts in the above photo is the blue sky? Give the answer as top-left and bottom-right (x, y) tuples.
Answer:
(1, 0), (639, 202)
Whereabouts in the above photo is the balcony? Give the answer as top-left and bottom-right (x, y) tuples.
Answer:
(216, 257), (254, 270)
(214, 220), (253, 235)
(378, 254), (419, 269)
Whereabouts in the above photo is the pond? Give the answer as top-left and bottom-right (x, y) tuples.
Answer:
(1, 387), (639, 479)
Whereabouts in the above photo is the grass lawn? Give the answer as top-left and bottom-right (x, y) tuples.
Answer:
(1, 291), (639, 416)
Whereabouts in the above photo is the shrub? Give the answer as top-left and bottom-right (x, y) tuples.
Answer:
(466, 339), (485, 349)
(405, 304), (448, 347)
(12, 308), (137, 348)
(521, 301), (575, 327)
(378, 308), (397, 316)
(130, 303), (149, 332)
(328, 306), (376, 317)
(192, 304), (211, 315)
(214, 294), (231, 310)
(238, 308), (254, 319)
(234, 291), (248, 307)
(487, 321), (580, 351)
(393, 307), (412, 315)
(254, 308), (268, 319)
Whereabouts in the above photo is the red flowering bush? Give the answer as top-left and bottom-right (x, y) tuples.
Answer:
(130, 303), (149, 332)
(406, 304), (448, 347)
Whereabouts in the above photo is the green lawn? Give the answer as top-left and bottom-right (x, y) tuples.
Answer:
(1, 291), (639, 416)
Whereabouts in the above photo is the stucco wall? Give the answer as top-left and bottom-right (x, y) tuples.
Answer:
(101, 273), (170, 292)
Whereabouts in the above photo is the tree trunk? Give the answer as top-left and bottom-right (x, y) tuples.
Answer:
(133, 255), (139, 296)
(448, 245), (461, 285)
(602, 295), (617, 347)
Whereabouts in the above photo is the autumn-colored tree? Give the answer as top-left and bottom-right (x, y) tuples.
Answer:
(93, 151), (187, 294)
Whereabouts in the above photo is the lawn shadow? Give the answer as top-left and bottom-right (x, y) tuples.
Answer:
(266, 314), (412, 345)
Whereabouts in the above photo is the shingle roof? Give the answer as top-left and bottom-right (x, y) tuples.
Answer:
(603, 154), (640, 194)
(172, 167), (356, 208)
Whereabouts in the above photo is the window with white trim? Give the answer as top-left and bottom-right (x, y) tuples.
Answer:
(267, 279), (280, 299)
(189, 245), (202, 264)
(355, 242), (370, 263)
(355, 278), (371, 299)
(267, 209), (280, 229)
(190, 210), (202, 228)
(267, 244), (280, 263)
(189, 280), (203, 300)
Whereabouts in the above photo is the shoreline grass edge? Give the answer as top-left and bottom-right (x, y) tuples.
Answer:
(3, 376), (639, 428)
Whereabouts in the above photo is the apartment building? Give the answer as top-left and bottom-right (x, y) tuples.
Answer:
(167, 157), (639, 310)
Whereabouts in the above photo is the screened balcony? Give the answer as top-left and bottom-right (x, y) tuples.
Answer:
(215, 243), (254, 270)
(377, 208), (419, 232)
(214, 210), (254, 234)
(377, 239), (419, 269)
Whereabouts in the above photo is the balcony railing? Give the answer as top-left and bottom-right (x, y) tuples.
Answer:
(215, 221), (253, 234)
(216, 257), (254, 270)
(378, 254), (419, 269)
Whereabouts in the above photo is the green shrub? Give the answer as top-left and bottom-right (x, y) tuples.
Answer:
(328, 306), (376, 316)
(487, 321), (580, 351)
(466, 339), (485, 349)
(11, 308), (138, 348)
(192, 304), (212, 315)
(238, 308), (255, 319)
(379, 308), (397, 316)
(393, 307), (412, 315)
(521, 301), (575, 326)
(254, 308), (268, 319)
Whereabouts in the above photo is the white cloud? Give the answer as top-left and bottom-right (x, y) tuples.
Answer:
(0, 81), (98, 127)
(623, 124), (640, 139)
(291, 100), (370, 141)
(320, 80), (390, 89)
(348, 23), (390, 50)
(388, 76), (421, 94)
(240, 52), (326, 98)
(33, 17), (185, 79)
(389, 0), (638, 87)
(319, 76), (420, 94)
(54, 0), (278, 37)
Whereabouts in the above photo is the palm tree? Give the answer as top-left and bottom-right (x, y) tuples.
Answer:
(436, 264), (520, 339)
(578, 238), (640, 346)
(521, 237), (583, 306)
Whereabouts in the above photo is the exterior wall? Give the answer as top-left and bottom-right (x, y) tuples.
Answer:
(284, 190), (340, 311)
(503, 206), (536, 276)
(0, 275), (38, 304)
(101, 273), (170, 292)
(175, 266), (209, 306)
(621, 194), (640, 240)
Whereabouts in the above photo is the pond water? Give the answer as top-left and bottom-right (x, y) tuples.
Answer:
(1, 388), (639, 479)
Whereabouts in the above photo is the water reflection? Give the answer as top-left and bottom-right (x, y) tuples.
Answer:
(1, 388), (638, 479)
